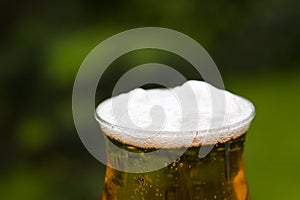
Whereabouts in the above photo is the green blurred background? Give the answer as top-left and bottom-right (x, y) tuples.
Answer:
(1, 0), (299, 199)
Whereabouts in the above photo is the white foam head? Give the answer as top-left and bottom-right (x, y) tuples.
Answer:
(96, 80), (255, 148)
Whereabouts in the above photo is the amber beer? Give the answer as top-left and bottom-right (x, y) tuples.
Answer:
(96, 80), (255, 200)
(101, 133), (250, 200)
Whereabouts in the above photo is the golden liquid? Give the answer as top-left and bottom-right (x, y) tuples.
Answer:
(102, 133), (250, 200)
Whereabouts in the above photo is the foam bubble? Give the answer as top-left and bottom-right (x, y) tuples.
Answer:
(96, 80), (255, 148)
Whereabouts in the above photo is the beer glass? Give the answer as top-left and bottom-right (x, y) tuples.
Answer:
(96, 81), (255, 200)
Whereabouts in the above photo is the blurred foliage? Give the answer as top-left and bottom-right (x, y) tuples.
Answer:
(0, 0), (299, 199)
(228, 73), (300, 199)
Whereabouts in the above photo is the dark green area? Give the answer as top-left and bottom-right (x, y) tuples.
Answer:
(0, 0), (299, 199)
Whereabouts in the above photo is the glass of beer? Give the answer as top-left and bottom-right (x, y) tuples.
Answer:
(96, 80), (255, 200)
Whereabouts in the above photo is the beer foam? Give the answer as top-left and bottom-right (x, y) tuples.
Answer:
(96, 80), (255, 148)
